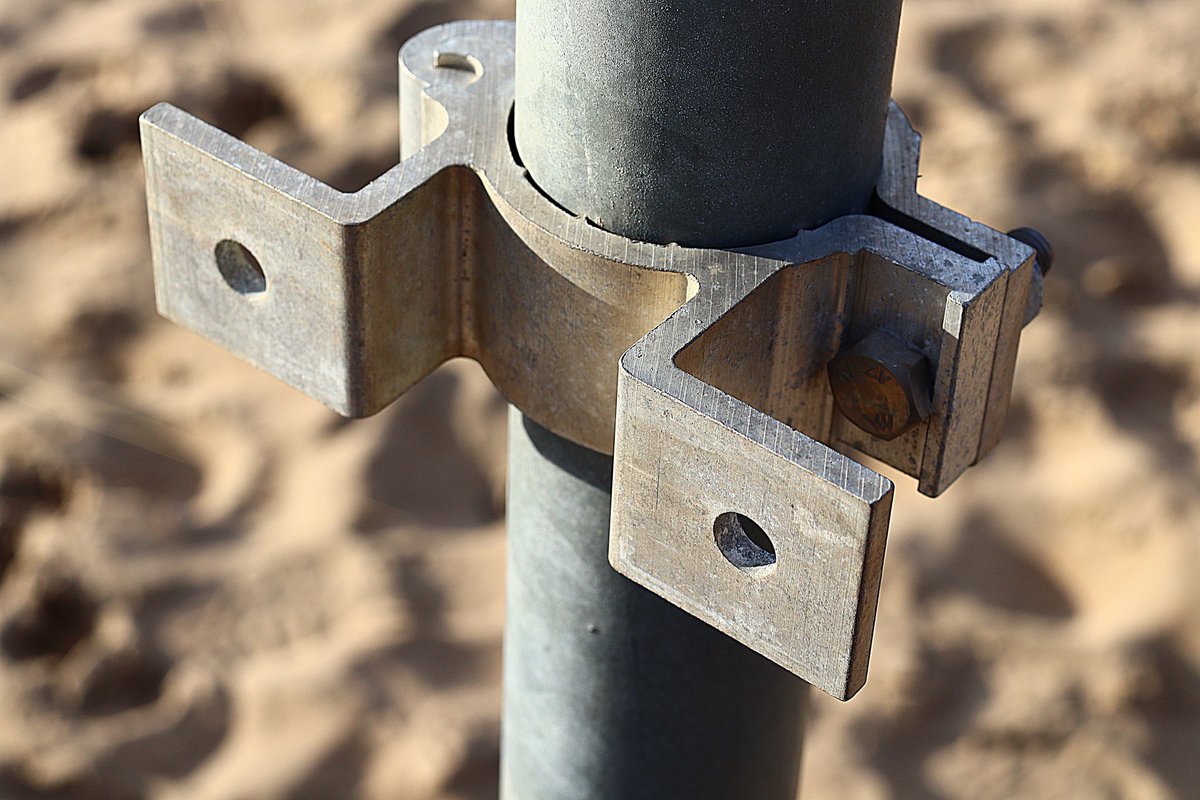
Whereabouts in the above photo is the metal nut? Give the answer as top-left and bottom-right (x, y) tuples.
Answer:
(828, 330), (933, 440)
(1007, 226), (1054, 276)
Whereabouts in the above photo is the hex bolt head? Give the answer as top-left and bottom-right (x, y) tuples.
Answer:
(828, 330), (934, 440)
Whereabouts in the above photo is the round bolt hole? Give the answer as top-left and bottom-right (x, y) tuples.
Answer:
(433, 50), (483, 85)
(214, 240), (267, 296)
(713, 512), (777, 577)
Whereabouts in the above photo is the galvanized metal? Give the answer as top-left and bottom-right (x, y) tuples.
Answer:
(503, 410), (806, 800)
(141, 20), (1040, 699)
(514, 0), (903, 247)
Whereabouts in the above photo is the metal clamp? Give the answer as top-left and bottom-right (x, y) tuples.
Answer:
(142, 21), (1039, 700)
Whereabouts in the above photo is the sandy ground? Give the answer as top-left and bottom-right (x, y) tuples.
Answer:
(0, 0), (1198, 798)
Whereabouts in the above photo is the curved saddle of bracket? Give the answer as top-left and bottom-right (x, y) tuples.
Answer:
(141, 21), (1038, 700)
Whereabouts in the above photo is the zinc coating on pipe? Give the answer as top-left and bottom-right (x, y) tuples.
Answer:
(515, 0), (904, 247)
(502, 410), (808, 800)
(505, 2), (904, 795)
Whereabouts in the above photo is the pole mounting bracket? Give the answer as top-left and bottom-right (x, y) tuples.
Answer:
(141, 21), (1040, 700)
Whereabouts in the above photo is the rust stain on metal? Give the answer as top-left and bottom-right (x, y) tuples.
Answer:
(829, 329), (933, 441)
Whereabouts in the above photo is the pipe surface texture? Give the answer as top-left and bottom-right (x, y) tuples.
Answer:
(505, 3), (904, 795)
(502, 410), (808, 800)
(515, 0), (903, 247)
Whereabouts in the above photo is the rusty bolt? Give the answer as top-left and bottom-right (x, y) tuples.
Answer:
(828, 330), (934, 440)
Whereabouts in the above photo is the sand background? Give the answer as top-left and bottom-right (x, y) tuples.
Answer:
(1, 0), (1199, 797)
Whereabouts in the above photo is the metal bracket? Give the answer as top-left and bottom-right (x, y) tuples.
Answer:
(141, 21), (1038, 700)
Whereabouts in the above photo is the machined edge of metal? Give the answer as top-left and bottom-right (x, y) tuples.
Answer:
(140, 20), (1039, 699)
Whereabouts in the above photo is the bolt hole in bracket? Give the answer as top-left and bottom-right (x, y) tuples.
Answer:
(140, 21), (1040, 700)
(714, 512), (778, 577)
(214, 239), (268, 296)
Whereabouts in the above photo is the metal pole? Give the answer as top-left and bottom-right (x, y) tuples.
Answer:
(504, 2), (904, 798)
(515, 0), (903, 248)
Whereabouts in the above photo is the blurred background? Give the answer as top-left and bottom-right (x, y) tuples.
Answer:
(1, 0), (1198, 797)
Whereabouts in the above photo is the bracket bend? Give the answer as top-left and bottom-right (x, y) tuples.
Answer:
(141, 21), (1039, 699)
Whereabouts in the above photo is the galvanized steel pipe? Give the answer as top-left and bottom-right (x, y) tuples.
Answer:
(504, 2), (904, 797)
(515, 0), (904, 247)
